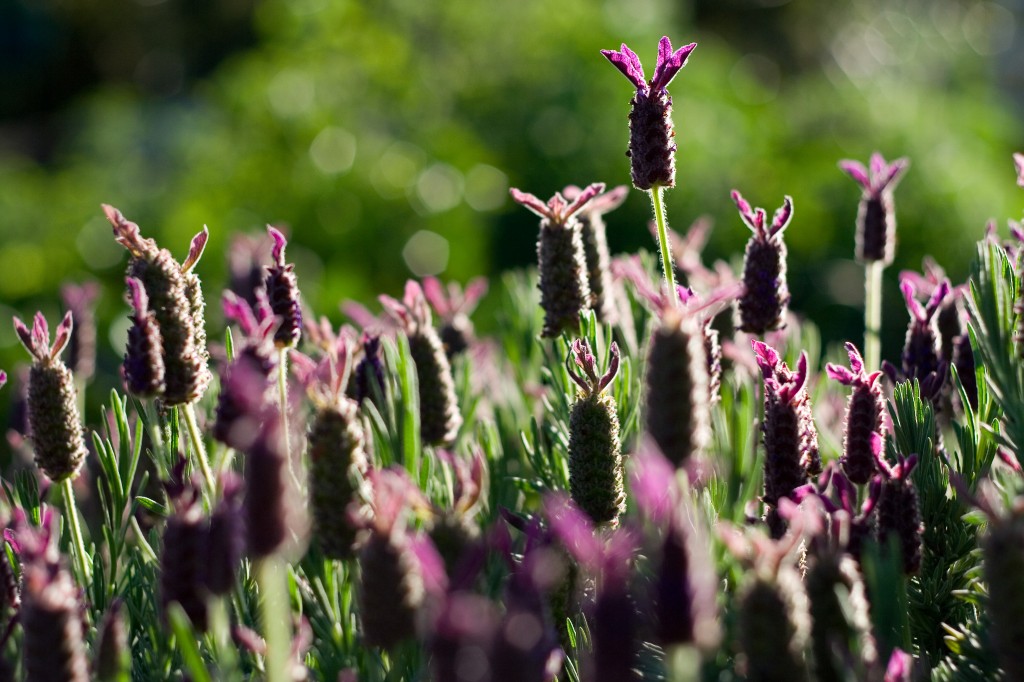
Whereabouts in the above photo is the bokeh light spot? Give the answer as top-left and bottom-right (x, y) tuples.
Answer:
(963, 2), (1015, 56)
(415, 163), (464, 214)
(268, 69), (315, 119)
(0, 244), (45, 298)
(464, 164), (508, 212)
(309, 127), (357, 175)
(77, 216), (125, 270)
(402, 230), (449, 276)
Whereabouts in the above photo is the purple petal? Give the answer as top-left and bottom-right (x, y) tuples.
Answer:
(770, 196), (794, 236)
(900, 279), (925, 321)
(0, 371), (5, 390)
(267, 226), (288, 267)
(461, 277), (489, 312)
(421, 277), (450, 317)
(862, 477), (883, 517)
(409, 532), (449, 596)
(598, 342), (621, 393)
(127, 277), (149, 316)
(544, 494), (601, 569)
(601, 45), (648, 93)
(589, 185), (629, 215)
(997, 447), (1022, 473)
(880, 157), (910, 191)
(182, 227), (210, 273)
(1015, 152), (1024, 188)
(884, 648), (913, 682)
(838, 160), (870, 189)
(869, 152), (887, 184)
(630, 438), (677, 523)
(564, 182), (605, 220)
(750, 339), (780, 377)
(825, 363), (856, 385)
(845, 342), (865, 375)
(12, 316), (34, 357)
(651, 38), (697, 92)
(222, 290), (258, 337)
(730, 190), (754, 223)
(50, 310), (74, 360)
(509, 187), (551, 219)
(32, 312), (50, 357)
(926, 279), (951, 316)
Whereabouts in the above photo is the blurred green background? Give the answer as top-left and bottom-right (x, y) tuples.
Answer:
(1, 0), (1022, 414)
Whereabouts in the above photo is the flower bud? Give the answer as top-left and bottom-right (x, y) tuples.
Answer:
(567, 185), (627, 324)
(839, 153), (909, 266)
(875, 455), (922, 575)
(265, 226), (302, 349)
(123, 277), (166, 398)
(826, 343), (885, 485)
(161, 480), (209, 632)
(309, 400), (369, 559)
(733, 191), (792, 334)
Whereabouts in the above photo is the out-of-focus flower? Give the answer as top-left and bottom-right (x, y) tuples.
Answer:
(874, 453), (922, 575)
(60, 281), (99, 382)
(564, 184), (628, 325)
(265, 226), (303, 349)
(123, 277), (166, 398)
(422, 276), (488, 358)
(838, 153), (910, 265)
(601, 37), (697, 190)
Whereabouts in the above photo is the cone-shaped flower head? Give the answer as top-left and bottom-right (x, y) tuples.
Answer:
(293, 331), (370, 560)
(874, 453), (922, 575)
(826, 343), (886, 484)
(839, 153), (909, 265)
(898, 275), (950, 385)
(564, 184), (628, 325)
(123, 277), (166, 398)
(422, 276), (488, 358)
(213, 290), (277, 449)
(971, 487), (1024, 680)
(602, 37), (697, 190)
(104, 204), (210, 404)
(753, 340), (821, 538)
(160, 469), (209, 631)
(381, 280), (462, 445)
(509, 184), (602, 337)
(60, 282), (99, 382)
(427, 449), (486, 578)
(546, 494), (640, 682)
(565, 339), (624, 526)
(352, 332), (385, 406)
(356, 468), (434, 649)
(14, 311), (88, 482)
(721, 522), (811, 682)
(15, 510), (90, 682)
(631, 442), (720, 651)
(244, 408), (306, 559)
(734, 190), (793, 334)
(265, 226), (302, 349)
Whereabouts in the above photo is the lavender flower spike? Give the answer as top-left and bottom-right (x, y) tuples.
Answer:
(734, 190), (793, 334)
(602, 37), (696, 190)
(826, 342), (886, 485)
(839, 153), (910, 265)
(265, 226), (302, 349)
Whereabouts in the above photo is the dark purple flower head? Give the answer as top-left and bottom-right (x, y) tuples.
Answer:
(14, 312), (73, 367)
(124, 277), (166, 398)
(874, 452), (922, 574)
(265, 226), (302, 349)
(897, 275), (950, 385)
(601, 36), (697, 97)
(509, 183), (604, 227)
(839, 153), (909, 264)
(734, 190), (792, 334)
(827, 343), (886, 484)
(1014, 152), (1024, 188)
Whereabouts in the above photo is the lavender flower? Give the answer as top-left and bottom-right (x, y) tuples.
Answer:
(123, 277), (166, 398)
(265, 226), (303, 349)
(422, 276), (488, 358)
(897, 276), (951, 386)
(839, 153), (910, 265)
(161, 472), (209, 631)
(381, 280), (462, 446)
(874, 454), (922, 575)
(565, 339), (624, 526)
(351, 332), (385, 406)
(204, 474), (244, 596)
(16, 511), (90, 682)
(509, 184), (602, 337)
(245, 410), (306, 559)
(826, 343), (886, 485)
(734, 190), (793, 334)
(105, 205), (210, 405)
(1014, 152), (1024, 188)
(753, 340), (821, 538)
(293, 332), (370, 560)
(94, 599), (130, 682)
(60, 282), (99, 382)
(14, 312), (88, 482)
(564, 184), (628, 324)
(602, 37), (697, 190)
(427, 450), (485, 578)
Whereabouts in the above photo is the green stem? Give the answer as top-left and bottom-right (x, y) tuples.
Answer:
(649, 186), (679, 307)
(210, 597), (241, 680)
(864, 260), (884, 371)
(278, 348), (302, 491)
(181, 403), (216, 498)
(60, 478), (91, 586)
(257, 557), (292, 682)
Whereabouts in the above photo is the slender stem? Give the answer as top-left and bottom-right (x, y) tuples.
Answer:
(181, 403), (216, 498)
(210, 597), (241, 680)
(649, 186), (679, 307)
(60, 478), (91, 586)
(864, 260), (884, 371)
(257, 557), (292, 682)
(278, 348), (302, 491)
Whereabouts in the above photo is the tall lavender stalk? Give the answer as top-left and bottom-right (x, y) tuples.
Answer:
(839, 153), (910, 372)
(602, 36), (697, 305)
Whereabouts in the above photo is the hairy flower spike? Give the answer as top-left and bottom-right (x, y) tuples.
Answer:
(826, 343), (886, 484)
(839, 153), (909, 265)
(381, 280), (462, 445)
(265, 226), (303, 348)
(602, 37), (697, 190)
(753, 341), (821, 537)
(565, 185), (628, 325)
(104, 204), (210, 405)
(565, 340), (624, 526)
(510, 184), (602, 337)
(734, 190), (793, 334)
(874, 454), (923, 575)
(14, 312), (88, 482)
(123, 277), (166, 398)
(352, 332), (386, 406)
(899, 276), (950, 384)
